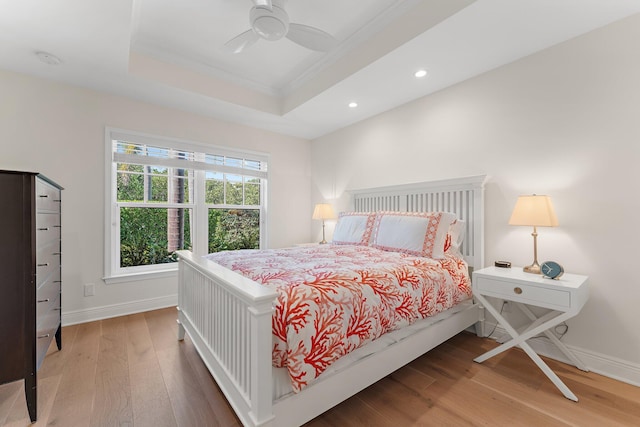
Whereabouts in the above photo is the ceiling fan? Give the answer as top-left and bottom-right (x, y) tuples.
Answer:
(223, 0), (337, 53)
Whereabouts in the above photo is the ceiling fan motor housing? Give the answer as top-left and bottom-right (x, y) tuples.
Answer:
(250, 4), (289, 41)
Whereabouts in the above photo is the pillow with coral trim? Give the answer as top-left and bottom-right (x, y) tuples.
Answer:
(371, 211), (456, 259)
(332, 212), (376, 246)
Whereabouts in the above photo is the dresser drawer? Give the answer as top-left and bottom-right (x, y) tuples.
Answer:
(37, 274), (61, 318)
(36, 294), (61, 332)
(36, 180), (61, 213)
(36, 213), (61, 247)
(476, 276), (570, 309)
(36, 243), (61, 288)
(35, 295), (60, 369)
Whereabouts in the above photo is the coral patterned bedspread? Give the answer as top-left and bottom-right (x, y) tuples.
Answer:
(204, 244), (471, 392)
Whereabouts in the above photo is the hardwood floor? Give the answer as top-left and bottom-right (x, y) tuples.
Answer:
(1, 307), (639, 426)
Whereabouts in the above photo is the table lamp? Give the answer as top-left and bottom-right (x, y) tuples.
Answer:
(312, 203), (335, 244)
(509, 194), (558, 274)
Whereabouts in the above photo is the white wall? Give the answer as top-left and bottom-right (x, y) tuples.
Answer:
(0, 70), (312, 324)
(311, 15), (640, 380)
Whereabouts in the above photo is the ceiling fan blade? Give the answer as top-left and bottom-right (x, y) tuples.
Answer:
(286, 23), (337, 52)
(253, 0), (272, 10)
(223, 29), (260, 54)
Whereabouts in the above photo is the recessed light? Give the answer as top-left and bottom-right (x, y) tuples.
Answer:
(35, 51), (62, 66)
(348, 102), (358, 108)
(414, 69), (428, 78)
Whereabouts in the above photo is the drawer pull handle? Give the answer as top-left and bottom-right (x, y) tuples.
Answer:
(514, 287), (523, 295)
(37, 334), (50, 339)
(37, 299), (50, 303)
(54, 199), (61, 202)
(53, 225), (61, 228)
(54, 280), (62, 283)
(38, 194), (49, 198)
(53, 252), (62, 255)
(37, 263), (49, 267)
(38, 227), (49, 231)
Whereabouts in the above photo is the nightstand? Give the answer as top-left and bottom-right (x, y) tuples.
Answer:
(294, 242), (321, 247)
(472, 266), (589, 401)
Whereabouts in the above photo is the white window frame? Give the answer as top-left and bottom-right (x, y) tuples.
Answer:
(104, 127), (269, 284)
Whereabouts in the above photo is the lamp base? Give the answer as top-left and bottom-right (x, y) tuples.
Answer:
(523, 262), (541, 274)
(319, 240), (327, 244)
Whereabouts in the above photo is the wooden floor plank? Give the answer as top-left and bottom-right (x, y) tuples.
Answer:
(90, 316), (133, 427)
(126, 312), (178, 427)
(3, 309), (639, 427)
(312, 394), (397, 427)
(356, 373), (477, 426)
(45, 321), (101, 426)
(0, 383), (21, 425)
(143, 307), (179, 353)
(156, 345), (223, 426)
(145, 308), (226, 426)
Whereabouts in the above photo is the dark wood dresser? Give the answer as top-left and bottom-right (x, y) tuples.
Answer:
(0, 170), (63, 422)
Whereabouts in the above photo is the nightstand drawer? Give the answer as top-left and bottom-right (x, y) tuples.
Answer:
(476, 277), (570, 309)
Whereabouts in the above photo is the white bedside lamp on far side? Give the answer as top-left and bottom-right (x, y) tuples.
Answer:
(509, 194), (558, 274)
(312, 203), (335, 244)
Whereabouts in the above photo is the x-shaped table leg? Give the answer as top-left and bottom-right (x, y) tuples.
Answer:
(514, 302), (589, 372)
(473, 293), (580, 401)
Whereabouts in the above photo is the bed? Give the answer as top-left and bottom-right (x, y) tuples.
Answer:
(176, 175), (487, 427)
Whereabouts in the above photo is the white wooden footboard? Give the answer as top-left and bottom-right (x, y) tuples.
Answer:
(177, 250), (278, 427)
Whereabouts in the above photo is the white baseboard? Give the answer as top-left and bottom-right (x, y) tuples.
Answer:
(62, 294), (178, 326)
(489, 325), (640, 388)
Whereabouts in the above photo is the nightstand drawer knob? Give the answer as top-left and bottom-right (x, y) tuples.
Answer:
(514, 287), (523, 295)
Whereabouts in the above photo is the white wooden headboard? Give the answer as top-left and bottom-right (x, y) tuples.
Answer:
(349, 175), (487, 269)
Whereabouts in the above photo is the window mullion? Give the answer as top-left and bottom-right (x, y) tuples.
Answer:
(261, 178), (267, 249)
(194, 169), (208, 257)
(167, 167), (173, 205)
(223, 174), (227, 205)
(114, 204), (121, 274)
(144, 165), (149, 203)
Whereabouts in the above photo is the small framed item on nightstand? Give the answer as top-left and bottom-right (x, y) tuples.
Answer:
(541, 260), (564, 279)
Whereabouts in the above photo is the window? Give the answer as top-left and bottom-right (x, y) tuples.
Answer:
(105, 128), (268, 283)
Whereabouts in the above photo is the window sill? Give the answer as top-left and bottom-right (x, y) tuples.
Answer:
(103, 268), (178, 285)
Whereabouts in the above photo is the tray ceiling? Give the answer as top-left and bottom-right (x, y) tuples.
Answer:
(1, 0), (639, 139)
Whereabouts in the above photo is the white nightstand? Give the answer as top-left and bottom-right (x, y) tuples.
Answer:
(293, 242), (321, 247)
(472, 266), (590, 401)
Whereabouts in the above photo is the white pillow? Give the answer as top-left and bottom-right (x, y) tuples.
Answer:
(331, 212), (375, 246)
(371, 211), (457, 259)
